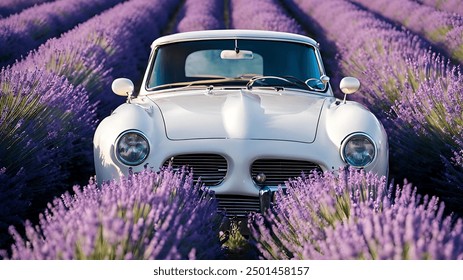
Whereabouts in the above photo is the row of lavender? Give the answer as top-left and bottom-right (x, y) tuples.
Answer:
(0, 0), (181, 250)
(0, 0), (53, 18)
(418, 0), (463, 16)
(228, 0), (463, 259)
(0, 0), (126, 67)
(230, 0), (303, 34)
(350, 0), (463, 64)
(175, 0), (225, 32)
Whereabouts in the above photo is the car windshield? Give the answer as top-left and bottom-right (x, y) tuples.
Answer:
(147, 39), (323, 90)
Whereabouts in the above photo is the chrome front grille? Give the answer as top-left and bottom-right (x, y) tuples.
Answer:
(163, 154), (227, 186)
(215, 195), (260, 217)
(251, 159), (321, 187)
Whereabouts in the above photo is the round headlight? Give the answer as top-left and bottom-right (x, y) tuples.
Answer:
(341, 133), (376, 168)
(115, 130), (149, 166)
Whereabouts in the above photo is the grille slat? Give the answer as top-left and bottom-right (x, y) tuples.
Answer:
(251, 159), (321, 187)
(163, 154), (227, 186)
(216, 195), (260, 216)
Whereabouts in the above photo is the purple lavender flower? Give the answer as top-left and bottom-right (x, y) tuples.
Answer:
(0, 0), (126, 67)
(0, 0), (53, 18)
(249, 169), (463, 259)
(175, 0), (225, 32)
(5, 168), (223, 260)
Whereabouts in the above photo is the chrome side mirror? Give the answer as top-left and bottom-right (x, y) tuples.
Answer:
(340, 77), (360, 103)
(112, 78), (134, 102)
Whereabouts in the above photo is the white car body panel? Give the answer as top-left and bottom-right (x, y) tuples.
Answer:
(152, 89), (324, 142)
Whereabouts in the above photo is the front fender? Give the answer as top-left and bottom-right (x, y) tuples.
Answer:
(93, 101), (164, 184)
(323, 100), (389, 177)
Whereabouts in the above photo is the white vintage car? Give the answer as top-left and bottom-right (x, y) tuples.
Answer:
(93, 30), (388, 216)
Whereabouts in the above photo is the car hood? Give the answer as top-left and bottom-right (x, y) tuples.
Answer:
(149, 89), (325, 143)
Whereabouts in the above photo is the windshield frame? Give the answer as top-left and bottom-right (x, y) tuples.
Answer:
(143, 37), (331, 95)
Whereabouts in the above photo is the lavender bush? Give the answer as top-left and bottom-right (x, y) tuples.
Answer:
(250, 169), (463, 259)
(283, 0), (463, 213)
(0, 67), (96, 188)
(350, 0), (463, 64)
(0, 0), (126, 67)
(4, 168), (223, 260)
(230, 0), (303, 34)
(175, 0), (225, 32)
(417, 0), (463, 17)
(0, 67), (95, 249)
(0, 0), (53, 18)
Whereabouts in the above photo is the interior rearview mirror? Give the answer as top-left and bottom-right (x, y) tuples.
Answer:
(220, 50), (254, 60)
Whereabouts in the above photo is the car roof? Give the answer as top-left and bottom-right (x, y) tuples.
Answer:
(151, 29), (319, 49)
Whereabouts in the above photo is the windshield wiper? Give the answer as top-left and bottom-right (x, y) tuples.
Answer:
(246, 75), (329, 92)
(246, 75), (306, 91)
(149, 77), (249, 91)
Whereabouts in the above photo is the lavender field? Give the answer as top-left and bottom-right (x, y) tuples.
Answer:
(1, 0), (463, 260)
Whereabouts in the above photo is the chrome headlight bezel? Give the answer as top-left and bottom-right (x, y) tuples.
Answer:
(340, 132), (376, 168)
(115, 130), (150, 166)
